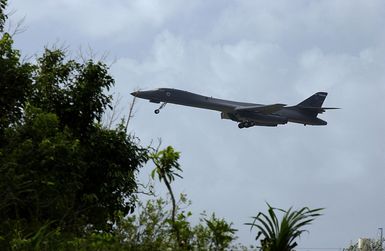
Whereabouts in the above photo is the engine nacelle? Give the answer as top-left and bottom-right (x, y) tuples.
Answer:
(238, 112), (288, 125)
(221, 112), (230, 120)
(220, 112), (238, 121)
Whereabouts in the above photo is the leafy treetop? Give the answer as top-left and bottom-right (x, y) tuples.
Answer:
(0, 30), (148, 249)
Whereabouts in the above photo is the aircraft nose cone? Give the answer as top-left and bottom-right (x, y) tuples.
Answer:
(131, 91), (139, 97)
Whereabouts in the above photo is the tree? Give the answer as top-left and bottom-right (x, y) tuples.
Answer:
(0, 33), (34, 140)
(194, 213), (238, 251)
(1, 1), (33, 138)
(0, 0), (7, 31)
(246, 203), (323, 251)
(109, 193), (239, 251)
(0, 32), (149, 248)
(150, 146), (183, 244)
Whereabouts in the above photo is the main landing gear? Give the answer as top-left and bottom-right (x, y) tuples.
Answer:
(238, 121), (255, 129)
(154, 102), (167, 114)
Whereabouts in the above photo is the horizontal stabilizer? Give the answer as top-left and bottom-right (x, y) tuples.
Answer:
(298, 106), (340, 114)
(235, 103), (287, 114)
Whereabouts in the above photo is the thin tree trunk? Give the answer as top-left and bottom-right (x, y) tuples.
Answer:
(163, 176), (181, 247)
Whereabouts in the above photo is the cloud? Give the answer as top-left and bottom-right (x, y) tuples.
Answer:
(111, 5), (385, 245)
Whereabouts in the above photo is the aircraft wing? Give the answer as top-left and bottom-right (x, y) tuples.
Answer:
(234, 103), (287, 114)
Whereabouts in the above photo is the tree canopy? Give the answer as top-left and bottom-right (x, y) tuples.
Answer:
(0, 0), (6, 31)
(0, 15), (148, 248)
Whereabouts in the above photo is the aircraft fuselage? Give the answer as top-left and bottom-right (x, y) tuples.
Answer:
(131, 88), (337, 128)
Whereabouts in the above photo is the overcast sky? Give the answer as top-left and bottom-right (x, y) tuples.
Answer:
(8, 0), (385, 249)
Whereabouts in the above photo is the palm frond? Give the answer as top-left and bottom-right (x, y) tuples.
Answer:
(246, 204), (323, 251)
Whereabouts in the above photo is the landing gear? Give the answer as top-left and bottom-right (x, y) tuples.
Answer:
(154, 102), (167, 114)
(238, 121), (255, 129)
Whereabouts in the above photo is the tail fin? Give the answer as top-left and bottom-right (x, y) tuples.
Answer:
(297, 92), (327, 108)
(296, 92), (339, 119)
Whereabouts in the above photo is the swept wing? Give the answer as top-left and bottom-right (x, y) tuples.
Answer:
(234, 103), (287, 114)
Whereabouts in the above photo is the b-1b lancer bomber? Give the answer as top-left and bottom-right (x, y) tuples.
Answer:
(131, 88), (338, 128)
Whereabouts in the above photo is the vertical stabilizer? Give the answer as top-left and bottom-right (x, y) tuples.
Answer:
(297, 92), (327, 108)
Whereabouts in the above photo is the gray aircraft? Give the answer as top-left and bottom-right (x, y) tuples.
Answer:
(131, 88), (338, 128)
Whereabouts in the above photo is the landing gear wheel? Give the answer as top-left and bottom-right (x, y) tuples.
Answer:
(238, 123), (245, 129)
(155, 102), (167, 114)
(245, 122), (255, 128)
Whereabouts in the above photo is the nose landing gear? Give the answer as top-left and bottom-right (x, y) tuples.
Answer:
(154, 102), (167, 114)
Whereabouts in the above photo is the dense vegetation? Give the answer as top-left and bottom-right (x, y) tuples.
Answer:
(0, 12), (148, 251)
(0, 1), (322, 250)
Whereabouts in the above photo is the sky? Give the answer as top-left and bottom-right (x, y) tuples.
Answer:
(8, 0), (385, 249)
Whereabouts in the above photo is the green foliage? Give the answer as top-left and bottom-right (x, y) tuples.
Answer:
(191, 212), (238, 251)
(148, 147), (239, 250)
(0, 193), (241, 251)
(0, 107), (84, 236)
(0, 31), (149, 249)
(119, 197), (174, 250)
(31, 49), (114, 137)
(151, 146), (182, 182)
(0, 0), (7, 31)
(246, 203), (323, 251)
(0, 33), (34, 137)
(203, 213), (238, 251)
(112, 194), (238, 251)
(150, 146), (183, 246)
(8, 221), (62, 251)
